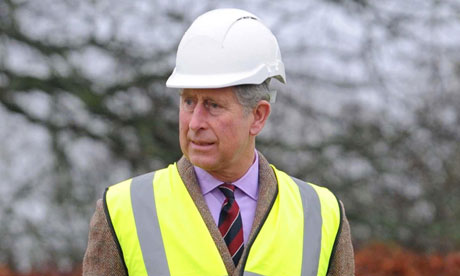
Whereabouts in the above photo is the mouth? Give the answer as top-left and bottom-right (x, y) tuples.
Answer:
(190, 140), (215, 149)
(191, 140), (214, 146)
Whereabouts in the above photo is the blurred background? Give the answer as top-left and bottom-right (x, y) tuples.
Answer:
(1, 0), (459, 275)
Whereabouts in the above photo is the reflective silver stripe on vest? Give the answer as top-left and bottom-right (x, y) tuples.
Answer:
(292, 177), (322, 276)
(130, 172), (170, 276)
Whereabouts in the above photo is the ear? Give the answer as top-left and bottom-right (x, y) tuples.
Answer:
(249, 100), (271, 136)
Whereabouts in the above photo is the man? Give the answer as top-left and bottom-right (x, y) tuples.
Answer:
(83, 8), (354, 276)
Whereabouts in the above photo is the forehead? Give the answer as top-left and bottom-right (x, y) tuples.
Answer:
(181, 87), (237, 101)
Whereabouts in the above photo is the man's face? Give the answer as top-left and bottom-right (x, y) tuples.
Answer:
(179, 87), (254, 177)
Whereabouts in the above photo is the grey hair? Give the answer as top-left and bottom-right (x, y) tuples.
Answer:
(233, 79), (271, 114)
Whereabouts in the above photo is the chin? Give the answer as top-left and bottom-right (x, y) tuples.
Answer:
(188, 155), (217, 171)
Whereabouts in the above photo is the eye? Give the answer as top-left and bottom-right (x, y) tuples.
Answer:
(209, 102), (219, 109)
(204, 100), (221, 111)
(181, 97), (196, 111)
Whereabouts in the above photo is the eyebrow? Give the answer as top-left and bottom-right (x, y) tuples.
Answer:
(203, 96), (229, 107)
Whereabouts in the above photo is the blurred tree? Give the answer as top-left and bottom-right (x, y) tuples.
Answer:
(259, 0), (460, 252)
(0, 0), (459, 271)
(0, 0), (189, 270)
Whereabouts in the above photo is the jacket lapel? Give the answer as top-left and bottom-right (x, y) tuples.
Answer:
(234, 152), (278, 275)
(176, 156), (236, 275)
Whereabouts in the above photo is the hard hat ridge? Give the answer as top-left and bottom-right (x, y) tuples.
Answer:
(166, 8), (286, 89)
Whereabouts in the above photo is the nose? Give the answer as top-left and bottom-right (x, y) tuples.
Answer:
(189, 102), (208, 131)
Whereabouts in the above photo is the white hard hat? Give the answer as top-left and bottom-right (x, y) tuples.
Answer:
(166, 8), (286, 88)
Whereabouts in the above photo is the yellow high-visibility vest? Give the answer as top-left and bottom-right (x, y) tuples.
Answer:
(105, 163), (341, 276)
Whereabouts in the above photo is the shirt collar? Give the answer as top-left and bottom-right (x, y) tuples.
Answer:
(194, 150), (259, 200)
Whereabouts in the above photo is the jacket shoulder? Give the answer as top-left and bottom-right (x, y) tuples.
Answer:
(82, 199), (127, 276)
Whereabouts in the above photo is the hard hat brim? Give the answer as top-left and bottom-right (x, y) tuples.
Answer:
(166, 64), (286, 89)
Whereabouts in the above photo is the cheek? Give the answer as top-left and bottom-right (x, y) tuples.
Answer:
(178, 118), (188, 153)
(178, 114), (189, 148)
(219, 120), (246, 142)
(179, 112), (189, 132)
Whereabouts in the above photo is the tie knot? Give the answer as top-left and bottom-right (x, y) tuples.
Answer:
(219, 183), (235, 200)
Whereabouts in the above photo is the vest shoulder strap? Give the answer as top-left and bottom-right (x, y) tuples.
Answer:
(267, 166), (341, 276)
(104, 171), (170, 275)
(292, 176), (323, 276)
(292, 176), (342, 276)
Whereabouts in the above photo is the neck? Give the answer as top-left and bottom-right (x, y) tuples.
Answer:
(207, 147), (256, 183)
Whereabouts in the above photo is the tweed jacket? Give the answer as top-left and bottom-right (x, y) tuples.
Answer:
(83, 153), (355, 276)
